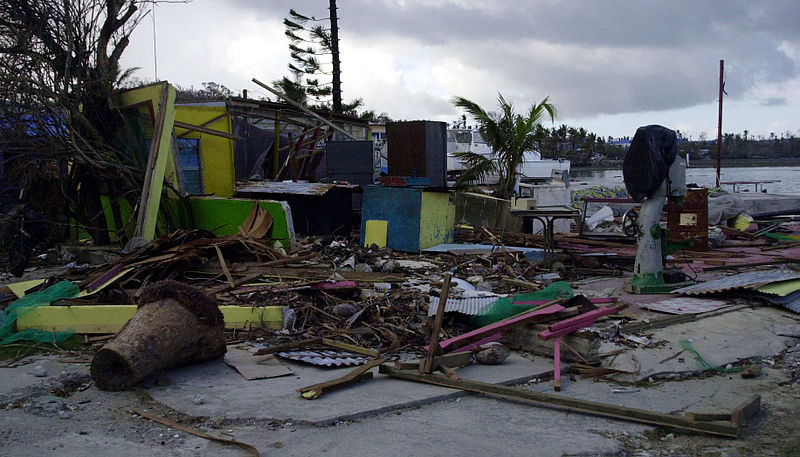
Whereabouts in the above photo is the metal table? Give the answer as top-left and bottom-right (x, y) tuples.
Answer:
(511, 205), (581, 267)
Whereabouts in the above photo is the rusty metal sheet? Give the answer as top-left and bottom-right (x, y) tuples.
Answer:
(674, 270), (800, 296)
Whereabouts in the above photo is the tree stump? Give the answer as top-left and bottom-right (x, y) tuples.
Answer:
(91, 281), (226, 391)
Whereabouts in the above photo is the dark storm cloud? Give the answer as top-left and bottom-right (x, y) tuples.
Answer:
(761, 97), (787, 106)
(231, 1), (800, 117)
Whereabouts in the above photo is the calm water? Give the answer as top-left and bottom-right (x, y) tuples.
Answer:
(571, 166), (800, 195)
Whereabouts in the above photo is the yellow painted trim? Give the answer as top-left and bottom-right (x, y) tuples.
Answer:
(7, 280), (46, 298)
(16, 305), (283, 334)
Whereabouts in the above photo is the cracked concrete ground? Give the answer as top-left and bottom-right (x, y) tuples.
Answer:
(1, 306), (800, 456)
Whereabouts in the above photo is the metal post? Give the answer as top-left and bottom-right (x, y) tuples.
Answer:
(716, 60), (724, 188)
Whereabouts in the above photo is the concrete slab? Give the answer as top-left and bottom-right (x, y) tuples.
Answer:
(149, 352), (554, 425)
(527, 367), (774, 417)
(0, 355), (86, 399)
(601, 306), (796, 381)
(226, 394), (644, 457)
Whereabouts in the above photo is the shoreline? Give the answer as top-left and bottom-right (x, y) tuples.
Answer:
(573, 157), (799, 171)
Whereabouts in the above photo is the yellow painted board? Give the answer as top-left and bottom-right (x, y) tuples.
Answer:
(756, 279), (800, 297)
(364, 220), (388, 247)
(419, 191), (455, 250)
(16, 305), (283, 334)
(7, 279), (46, 298)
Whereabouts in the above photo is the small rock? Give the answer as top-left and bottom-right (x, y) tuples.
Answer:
(474, 342), (510, 365)
(192, 394), (206, 405)
(381, 260), (399, 273)
(741, 364), (763, 379)
(32, 366), (48, 377)
(354, 263), (373, 273)
(331, 303), (358, 317)
(725, 364), (734, 371)
(580, 256), (601, 269)
(57, 410), (72, 420)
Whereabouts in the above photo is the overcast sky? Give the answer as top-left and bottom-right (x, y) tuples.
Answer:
(121, 0), (800, 140)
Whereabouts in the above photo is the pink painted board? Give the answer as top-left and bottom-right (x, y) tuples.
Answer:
(548, 306), (619, 332)
(437, 303), (566, 352)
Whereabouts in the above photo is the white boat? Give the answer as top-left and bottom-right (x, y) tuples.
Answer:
(446, 129), (570, 184)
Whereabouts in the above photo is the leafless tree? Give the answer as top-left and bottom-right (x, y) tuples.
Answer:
(0, 0), (149, 244)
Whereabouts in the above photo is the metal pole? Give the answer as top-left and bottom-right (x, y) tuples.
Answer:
(716, 60), (724, 188)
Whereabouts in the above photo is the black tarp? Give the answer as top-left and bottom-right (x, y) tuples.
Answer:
(623, 125), (677, 202)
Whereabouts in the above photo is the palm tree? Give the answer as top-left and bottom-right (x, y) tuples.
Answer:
(452, 93), (556, 198)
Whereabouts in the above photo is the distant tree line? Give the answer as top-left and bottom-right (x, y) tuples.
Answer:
(531, 125), (800, 166)
(679, 130), (800, 160)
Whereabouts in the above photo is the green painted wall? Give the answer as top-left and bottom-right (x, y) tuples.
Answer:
(184, 197), (295, 245)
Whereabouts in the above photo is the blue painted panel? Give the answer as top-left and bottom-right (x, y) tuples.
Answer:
(360, 186), (422, 252)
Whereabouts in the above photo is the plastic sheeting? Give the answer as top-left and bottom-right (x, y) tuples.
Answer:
(708, 194), (749, 225)
(0, 280), (79, 345)
(622, 125), (678, 202)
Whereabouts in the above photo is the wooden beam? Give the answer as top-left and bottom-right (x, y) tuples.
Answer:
(173, 120), (243, 141)
(420, 273), (452, 374)
(379, 366), (743, 438)
(322, 338), (379, 357)
(135, 82), (176, 241)
(251, 78), (359, 140)
(298, 357), (389, 399)
(393, 350), (473, 371)
(176, 112), (229, 139)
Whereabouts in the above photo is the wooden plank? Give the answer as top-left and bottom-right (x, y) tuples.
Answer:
(731, 394), (761, 428)
(298, 357), (389, 399)
(392, 351), (473, 371)
(703, 259), (799, 272)
(16, 305), (283, 334)
(173, 120), (243, 141)
(253, 337), (323, 356)
(378, 366), (741, 438)
(132, 408), (260, 456)
(134, 82), (177, 241)
(322, 338), (379, 357)
(420, 273), (452, 374)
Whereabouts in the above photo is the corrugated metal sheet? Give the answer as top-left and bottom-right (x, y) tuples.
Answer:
(673, 270), (800, 296)
(276, 350), (369, 366)
(235, 181), (358, 196)
(428, 294), (499, 316)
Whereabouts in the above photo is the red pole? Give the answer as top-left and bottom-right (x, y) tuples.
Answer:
(716, 60), (724, 188)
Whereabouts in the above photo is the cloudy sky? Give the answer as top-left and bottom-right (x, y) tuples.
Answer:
(121, 0), (800, 140)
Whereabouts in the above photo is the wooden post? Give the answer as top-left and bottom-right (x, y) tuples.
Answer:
(273, 111), (281, 178)
(420, 273), (452, 374)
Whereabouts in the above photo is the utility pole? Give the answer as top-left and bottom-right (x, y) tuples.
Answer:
(329, 0), (342, 113)
(716, 59), (724, 188)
